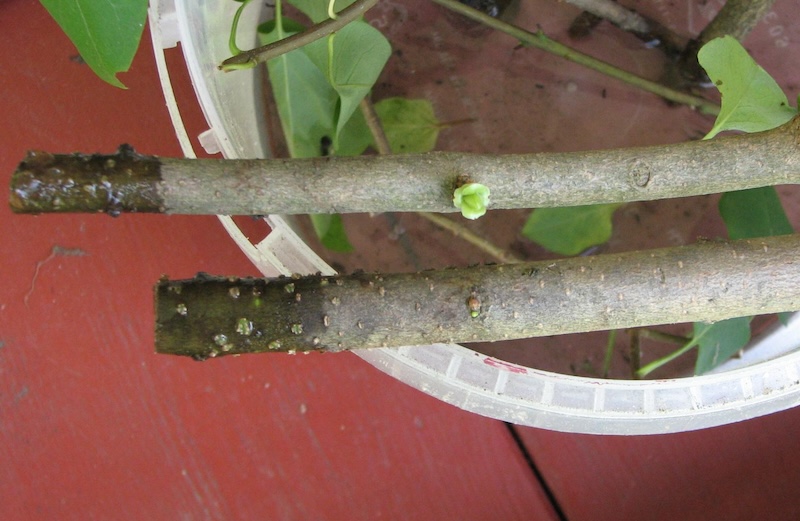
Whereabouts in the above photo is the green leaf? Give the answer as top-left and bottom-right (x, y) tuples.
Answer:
(40, 0), (147, 88)
(302, 20), (391, 137)
(288, 0), (359, 23)
(259, 17), (338, 158)
(698, 36), (797, 139)
(335, 107), (373, 156)
(259, 12), (352, 251)
(719, 187), (794, 240)
(522, 204), (621, 256)
(693, 317), (752, 374)
(374, 98), (441, 153)
(310, 214), (354, 252)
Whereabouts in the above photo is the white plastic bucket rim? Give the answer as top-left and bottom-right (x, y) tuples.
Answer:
(147, 0), (800, 434)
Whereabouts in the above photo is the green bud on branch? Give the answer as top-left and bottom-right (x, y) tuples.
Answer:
(453, 182), (490, 219)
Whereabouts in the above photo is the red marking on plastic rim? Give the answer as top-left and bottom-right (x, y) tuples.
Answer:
(483, 357), (528, 374)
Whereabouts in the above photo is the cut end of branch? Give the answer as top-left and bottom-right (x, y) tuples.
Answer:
(9, 145), (165, 216)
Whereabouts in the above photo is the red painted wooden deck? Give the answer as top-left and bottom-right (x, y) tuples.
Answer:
(2, 2), (800, 519)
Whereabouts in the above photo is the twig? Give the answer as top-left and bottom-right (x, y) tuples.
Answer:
(11, 116), (800, 216)
(695, 0), (778, 45)
(564, 0), (685, 56)
(429, 0), (720, 115)
(562, 0), (650, 34)
(416, 212), (523, 264)
(220, 0), (378, 70)
(359, 97), (391, 155)
(154, 234), (800, 357)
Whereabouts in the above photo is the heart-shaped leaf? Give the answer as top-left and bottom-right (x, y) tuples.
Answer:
(302, 20), (391, 137)
(699, 36), (797, 139)
(374, 98), (441, 154)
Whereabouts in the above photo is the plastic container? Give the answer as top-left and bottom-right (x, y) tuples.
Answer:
(147, 0), (800, 434)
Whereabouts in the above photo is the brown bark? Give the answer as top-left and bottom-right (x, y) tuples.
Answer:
(155, 234), (800, 359)
(10, 117), (800, 217)
(697, 0), (778, 45)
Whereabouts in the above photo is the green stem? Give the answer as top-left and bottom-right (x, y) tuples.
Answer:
(228, 0), (256, 56)
(629, 329), (641, 378)
(636, 339), (697, 378)
(429, 0), (720, 115)
(220, 0), (378, 70)
(632, 328), (692, 377)
(637, 321), (731, 377)
(602, 329), (617, 378)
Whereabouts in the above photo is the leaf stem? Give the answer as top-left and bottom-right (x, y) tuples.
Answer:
(220, 0), (378, 70)
(429, 0), (720, 115)
(602, 329), (617, 378)
(228, 0), (256, 56)
(631, 328), (693, 377)
(359, 97), (391, 154)
(636, 337), (697, 378)
(629, 329), (641, 378)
